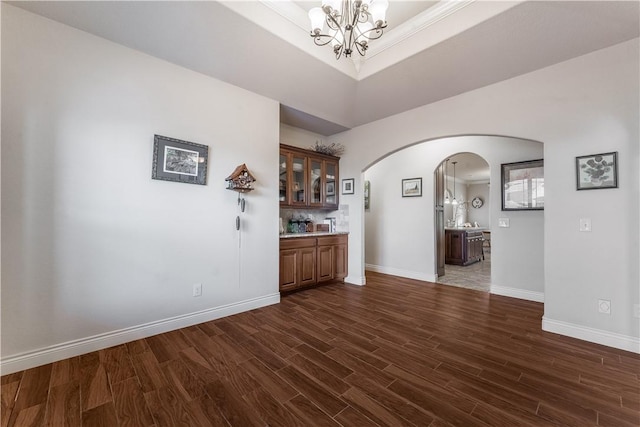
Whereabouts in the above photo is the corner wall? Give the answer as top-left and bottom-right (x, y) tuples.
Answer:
(334, 39), (639, 352)
(1, 5), (280, 373)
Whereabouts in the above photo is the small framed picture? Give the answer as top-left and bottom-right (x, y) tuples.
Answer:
(326, 181), (335, 196)
(342, 178), (355, 195)
(402, 178), (422, 197)
(501, 159), (544, 210)
(576, 152), (618, 190)
(152, 135), (208, 185)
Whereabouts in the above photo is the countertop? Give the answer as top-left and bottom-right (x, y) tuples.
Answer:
(445, 227), (488, 231)
(280, 231), (349, 239)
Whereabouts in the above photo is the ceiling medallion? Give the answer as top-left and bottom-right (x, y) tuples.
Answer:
(308, 0), (389, 59)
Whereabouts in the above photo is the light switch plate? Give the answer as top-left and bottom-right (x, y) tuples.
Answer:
(579, 218), (591, 232)
(498, 218), (510, 228)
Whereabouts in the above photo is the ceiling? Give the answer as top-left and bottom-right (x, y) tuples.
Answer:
(10, 1), (640, 136)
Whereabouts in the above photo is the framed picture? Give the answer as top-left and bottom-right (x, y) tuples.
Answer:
(501, 159), (544, 210)
(326, 181), (335, 196)
(576, 152), (618, 190)
(342, 178), (355, 195)
(364, 180), (370, 210)
(152, 134), (208, 185)
(402, 178), (422, 197)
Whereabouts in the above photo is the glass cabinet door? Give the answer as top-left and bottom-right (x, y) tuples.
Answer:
(291, 155), (307, 206)
(325, 161), (337, 207)
(279, 153), (288, 204)
(309, 158), (322, 206)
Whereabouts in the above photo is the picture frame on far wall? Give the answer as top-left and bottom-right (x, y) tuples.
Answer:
(576, 151), (618, 190)
(342, 178), (355, 195)
(501, 159), (544, 210)
(152, 134), (209, 185)
(402, 178), (422, 197)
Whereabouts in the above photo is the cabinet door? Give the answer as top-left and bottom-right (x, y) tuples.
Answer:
(309, 158), (323, 208)
(324, 160), (338, 208)
(317, 245), (334, 282)
(279, 249), (299, 291)
(279, 152), (289, 205)
(299, 247), (317, 286)
(334, 243), (348, 281)
(291, 154), (307, 207)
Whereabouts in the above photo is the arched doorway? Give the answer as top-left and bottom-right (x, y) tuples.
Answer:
(362, 135), (543, 298)
(435, 153), (491, 291)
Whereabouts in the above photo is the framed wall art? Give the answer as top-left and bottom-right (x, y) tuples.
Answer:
(501, 159), (544, 210)
(342, 178), (355, 195)
(402, 178), (422, 197)
(576, 152), (618, 190)
(152, 134), (209, 185)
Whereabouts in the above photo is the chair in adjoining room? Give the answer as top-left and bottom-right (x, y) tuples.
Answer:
(482, 231), (491, 252)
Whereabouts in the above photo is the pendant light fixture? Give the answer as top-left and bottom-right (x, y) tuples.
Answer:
(451, 161), (458, 205)
(444, 159), (451, 204)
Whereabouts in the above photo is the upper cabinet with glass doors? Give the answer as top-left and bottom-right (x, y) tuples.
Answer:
(280, 144), (339, 210)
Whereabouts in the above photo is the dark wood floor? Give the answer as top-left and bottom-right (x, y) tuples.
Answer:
(2, 272), (639, 426)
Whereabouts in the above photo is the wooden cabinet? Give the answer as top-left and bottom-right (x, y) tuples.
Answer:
(279, 237), (316, 292)
(445, 229), (484, 266)
(280, 234), (348, 292)
(280, 144), (339, 210)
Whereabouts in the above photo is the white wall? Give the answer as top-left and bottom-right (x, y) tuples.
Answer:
(336, 39), (639, 352)
(1, 5), (281, 372)
(467, 183), (491, 227)
(363, 136), (543, 289)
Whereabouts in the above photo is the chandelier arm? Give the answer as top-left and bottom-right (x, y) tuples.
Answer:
(308, 0), (387, 60)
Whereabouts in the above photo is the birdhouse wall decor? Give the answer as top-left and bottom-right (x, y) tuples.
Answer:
(225, 164), (256, 193)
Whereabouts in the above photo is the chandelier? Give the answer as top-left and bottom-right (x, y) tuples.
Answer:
(308, 0), (389, 59)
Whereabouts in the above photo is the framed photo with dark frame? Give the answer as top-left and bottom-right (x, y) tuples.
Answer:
(402, 178), (422, 197)
(342, 178), (355, 195)
(576, 152), (618, 190)
(152, 134), (209, 185)
(326, 181), (335, 196)
(501, 159), (544, 210)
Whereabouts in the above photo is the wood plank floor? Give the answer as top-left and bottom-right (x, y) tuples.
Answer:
(2, 271), (639, 426)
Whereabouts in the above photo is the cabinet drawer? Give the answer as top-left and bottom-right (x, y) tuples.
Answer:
(317, 235), (347, 246)
(280, 237), (316, 250)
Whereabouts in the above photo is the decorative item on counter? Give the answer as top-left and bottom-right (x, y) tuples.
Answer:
(305, 218), (314, 232)
(310, 141), (345, 157)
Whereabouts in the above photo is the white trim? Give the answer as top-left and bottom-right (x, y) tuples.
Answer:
(365, 264), (437, 283)
(0, 293), (280, 375)
(345, 275), (366, 286)
(542, 317), (640, 354)
(490, 285), (544, 303)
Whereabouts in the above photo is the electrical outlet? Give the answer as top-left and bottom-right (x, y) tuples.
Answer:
(498, 218), (510, 228)
(598, 299), (611, 315)
(193, 283), (202, 297)
(579, 218), (592, 232)
(633, 304), (640, 318)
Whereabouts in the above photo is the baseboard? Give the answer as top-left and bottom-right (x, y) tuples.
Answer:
(542, 317), (640, 354)
(365, 264), (437, 283)
(0, 293), (280, 375)
(344, 275), (366, 286)
(490, 285), (544, 303)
